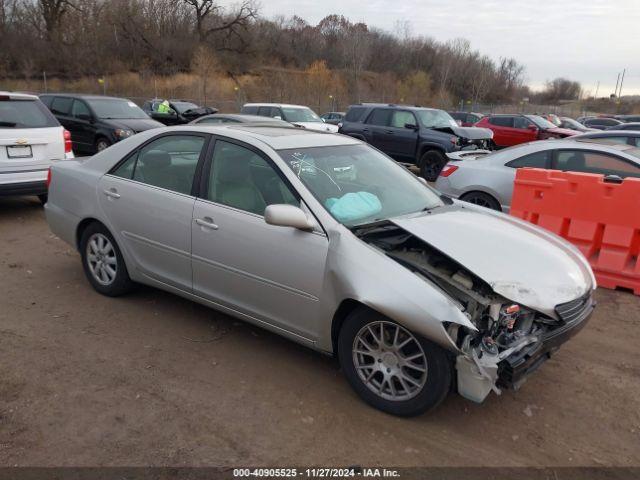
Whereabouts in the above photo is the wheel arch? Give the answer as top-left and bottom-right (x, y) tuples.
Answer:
(76, 217), (106, 250)
(418, 143), (446, 160)
(459, 189), (502, 209)
(330, 299), (375, 357)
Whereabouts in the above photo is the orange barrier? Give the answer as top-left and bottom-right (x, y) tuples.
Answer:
(510, 168), (640, 295)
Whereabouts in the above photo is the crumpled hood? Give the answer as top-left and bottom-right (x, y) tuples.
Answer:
(546, 127), (581, 137)
(447, 125), (494, 140)
(391, 205), (595, 316)
(294, 122), (339, 133)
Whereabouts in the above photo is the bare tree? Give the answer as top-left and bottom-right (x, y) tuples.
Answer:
(181, 0), (257, 45)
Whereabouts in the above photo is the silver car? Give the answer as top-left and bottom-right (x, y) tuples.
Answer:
(435, 139), (640, 211)
(45, 125), (595, 416)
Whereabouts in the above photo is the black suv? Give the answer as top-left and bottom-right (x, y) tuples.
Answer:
(339, 104), (493, 180)
(40, 94), (163, 154)
(141, 99), (217, 126)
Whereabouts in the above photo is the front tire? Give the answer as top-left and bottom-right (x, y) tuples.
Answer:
(419, 150), (447, 182)
(338, 308), (452, 416)
(95, 137), (111, 152)
(80, 222), (134, 297)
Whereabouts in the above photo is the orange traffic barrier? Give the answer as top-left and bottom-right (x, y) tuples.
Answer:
(510, 168), (640, 295)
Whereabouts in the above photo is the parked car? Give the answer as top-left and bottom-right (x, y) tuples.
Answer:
(559, 117), (597, 132)
(241, 103), (338, 133)
(0, 91), (73, 203)
(320, 111), (345, 125)
(448, 111), (484, 127)
(572, 130), (640, 147)
(142, 99), (217, 125)
(339, 104), (493, 181)
(40, 94), (163, 154)
(606, 122), (640, 131)
(435, 139), (640, 211)
(45, 124), (595, 416)
(581, 117), (623, 130)
(475, 114), (581, 148)
(190, 113), (292, 126)
(614, 115), (640, 123)
(539, 113), (561, 126)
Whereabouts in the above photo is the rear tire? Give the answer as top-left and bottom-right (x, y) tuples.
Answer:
(460, 191), (501, 210)
(419, 150), (447, 182)
(80, 222), (134, 297)
(338, 307), (452, 417)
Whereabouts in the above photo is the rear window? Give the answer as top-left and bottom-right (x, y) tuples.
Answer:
(242, 106), (258, 115)
(489, 116), (513, 127)
(50, 97), (73, 116)
(344, 106), (368, 122)
(0, 98), (60, 128)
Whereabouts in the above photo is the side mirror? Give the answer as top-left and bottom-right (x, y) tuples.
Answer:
(273, 115), (282, 120)
(265, 204), (314, 230)
(404, 123), (419, 130)
(456, 119), (463, 126)
(527, 125), (538, 132)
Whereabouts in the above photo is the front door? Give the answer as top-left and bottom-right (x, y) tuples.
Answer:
(383, 110), (419, 160)
(191, 138), (328, 340)
(98, 133), (209, 290)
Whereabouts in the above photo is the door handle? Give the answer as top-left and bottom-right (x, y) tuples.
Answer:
(385, 130), (395, 134)
(195, 217), (219, 230)
(103, 188), (120, 199)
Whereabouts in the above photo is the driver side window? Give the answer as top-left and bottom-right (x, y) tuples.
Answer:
(390, 111), (416, 128)
(207, 140), (298, 216)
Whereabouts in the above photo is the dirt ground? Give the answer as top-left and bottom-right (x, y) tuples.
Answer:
(0, 196), (638, 467)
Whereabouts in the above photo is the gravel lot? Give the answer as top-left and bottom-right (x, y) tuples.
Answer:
(0, 196), (639, 467)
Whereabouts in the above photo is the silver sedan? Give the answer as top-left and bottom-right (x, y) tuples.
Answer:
(435, 139), (640, 211)
(45, 125), (595, 416)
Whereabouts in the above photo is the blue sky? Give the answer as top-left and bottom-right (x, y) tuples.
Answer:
(223, 0), (640, 95)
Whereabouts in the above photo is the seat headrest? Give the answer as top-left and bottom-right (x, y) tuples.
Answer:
(140, 150), (171, 168)
(564, 153), (585, 171)
(217, 155), (251, 183)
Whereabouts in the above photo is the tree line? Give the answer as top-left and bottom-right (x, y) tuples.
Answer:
(0, 0), (583, 109)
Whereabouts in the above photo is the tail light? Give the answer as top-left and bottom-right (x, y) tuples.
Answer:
(439, 164), (459, 177)
(63, 129), (72, 154)
(46, 168), (52, 189)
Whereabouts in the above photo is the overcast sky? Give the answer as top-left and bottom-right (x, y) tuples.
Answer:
(224, 0), (640, 95)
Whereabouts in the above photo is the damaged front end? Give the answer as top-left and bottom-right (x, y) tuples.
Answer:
(355, 221), (595, 404)
(433, 125), (494, 150)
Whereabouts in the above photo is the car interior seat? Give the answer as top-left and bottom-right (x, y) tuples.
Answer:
(210, 152), (267, 215)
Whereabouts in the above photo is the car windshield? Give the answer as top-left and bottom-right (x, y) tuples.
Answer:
(562, 118), (584, 129)
(415, 109), (458, 129)
(281, 107), (322, 123)
(527, 115), (558, 129)
(172, 101), (199, 114)
(0, 99), (59, 128)
(87, 99), (149, 119)
(278, 144), (444, 227)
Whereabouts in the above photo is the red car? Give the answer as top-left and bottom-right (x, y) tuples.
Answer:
(476, 114), (581, 148)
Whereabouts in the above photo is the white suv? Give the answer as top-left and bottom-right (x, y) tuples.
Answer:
(241, 103), (339, 133)
(0, 91), (73, 203)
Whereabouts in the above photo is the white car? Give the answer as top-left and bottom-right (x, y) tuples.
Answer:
(0, 91), (74, 203)
(241, 103), (339, 133)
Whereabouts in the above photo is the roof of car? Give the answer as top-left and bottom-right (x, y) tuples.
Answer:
(39, 93), (130, 101)
(243, 103), (309, 109)
(193, 113), (288, 124)
(573, 130), (640, 137)
(170, 124), (360, 150)
(352, 103), (440, 111)
(0, 91), (39, 100)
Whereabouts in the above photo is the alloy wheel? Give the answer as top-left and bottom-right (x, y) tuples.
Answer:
(86, 233), (117, 285)
(352, 321), (428, 401)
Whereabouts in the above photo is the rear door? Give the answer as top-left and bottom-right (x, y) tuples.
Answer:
(363, 108), (392, 151)
(98, 133), (209, 290)
(488, 116), (514, 146)
(0, 96), (64, 185)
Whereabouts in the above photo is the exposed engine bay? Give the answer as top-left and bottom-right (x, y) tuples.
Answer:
(354, 221), (590, 403)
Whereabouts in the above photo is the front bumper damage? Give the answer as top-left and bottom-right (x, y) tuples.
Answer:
(456, 293), (595, 403)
